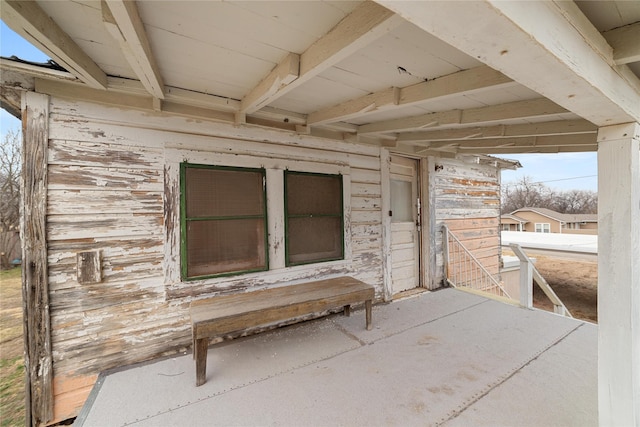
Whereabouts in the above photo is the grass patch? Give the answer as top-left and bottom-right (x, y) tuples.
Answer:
(0, 267), (21, 282)
(0, 267), (25, 426)
(0, 357), (24, 427)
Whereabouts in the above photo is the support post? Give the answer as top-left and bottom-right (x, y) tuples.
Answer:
(518, 256), (532, 308)
(21, 91), (53, 425)
(512, 245), (533, 309)
(442, 224), (450, 285)
(597, 122), (640, 426)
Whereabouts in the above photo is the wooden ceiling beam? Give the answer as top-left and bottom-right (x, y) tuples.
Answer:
(307, 87), (400, 126)
(413, 144), (598, 156)
(414, 133), (597, 150)
(241, 1), (404, 114)
(308, 65), (514, 126)
(377, 0), (640, 125)
(300, 2), (403, 77)
(603, 22), (640, 66)
(1, 0), (108, 89)
(358, 97), (568, 135)
(398, 119), (596, 142)
(400, 65), (513, 105)
(102, 0), (165, 100)
(358, 110), (461, 134)
(461, 98), (568, 124)
(240, 53), (299, 114)
(445, 145), (598, 155)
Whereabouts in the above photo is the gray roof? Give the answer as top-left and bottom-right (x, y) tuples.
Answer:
(511, 207), (597, 223)
(501, 213), (529, 223)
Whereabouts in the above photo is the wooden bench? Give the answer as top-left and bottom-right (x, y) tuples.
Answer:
(189, 276), (374, 386)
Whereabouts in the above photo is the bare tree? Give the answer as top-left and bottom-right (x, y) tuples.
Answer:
(502, 175), (597, 215)
(0, 128), (21, 269)
(550, 189), (597, 214)
(501, 176), (553, 213)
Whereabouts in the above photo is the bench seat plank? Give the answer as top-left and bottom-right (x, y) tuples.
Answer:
(190, 276), (374, 386)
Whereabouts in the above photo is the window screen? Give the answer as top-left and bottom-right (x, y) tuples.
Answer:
(181, 164), (267, 279)
(285, 171), (343, 266)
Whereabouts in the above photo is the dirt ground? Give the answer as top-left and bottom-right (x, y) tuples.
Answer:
(529, 255), (598, 323)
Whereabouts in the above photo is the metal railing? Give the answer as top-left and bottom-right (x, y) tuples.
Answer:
(443, 224), (512, 299)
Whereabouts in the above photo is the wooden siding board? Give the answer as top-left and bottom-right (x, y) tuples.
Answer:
(435, 198), (500, 210)
(47, 190), (163, 215)
(48, 165), (163, 191)
(435, 207), (501, 218)
(48, 140), (164, 170)
(444, 217), (500, 230)
(49, 259), (162, 291)
(47, 213), (164, 240)
(351, 207), (382, 221)
(48, 238), (163, 262)
(350, 169), (381, 184)
(351, 236), (382, 253)
(351, 196), (381, 211)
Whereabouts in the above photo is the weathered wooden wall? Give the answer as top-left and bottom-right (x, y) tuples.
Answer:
(44, 97), (385, 422)
(430, 157), (502, 285)
(40, 95), (506, 422)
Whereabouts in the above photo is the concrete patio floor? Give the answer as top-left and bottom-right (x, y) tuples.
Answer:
(75, 288), (597, 426)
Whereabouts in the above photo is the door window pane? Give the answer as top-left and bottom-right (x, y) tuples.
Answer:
(391, 179), (413, 222)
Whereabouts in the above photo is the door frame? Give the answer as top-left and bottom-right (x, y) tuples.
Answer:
(381, 150), (431, 300)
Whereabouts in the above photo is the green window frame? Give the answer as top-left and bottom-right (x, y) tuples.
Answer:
(284, 171), (344, 266)
(180, 163), (268, 280)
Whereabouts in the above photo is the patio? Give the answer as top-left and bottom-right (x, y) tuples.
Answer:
(75, 288), (596, 426)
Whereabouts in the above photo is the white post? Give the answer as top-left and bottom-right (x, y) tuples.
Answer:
(266, 169), (285, 270)
(597, 122), (640, 427)
(510, 244), (532, 308)
(519, 258), (532, 308)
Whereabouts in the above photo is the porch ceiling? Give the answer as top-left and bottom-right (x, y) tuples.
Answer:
(2, 0), (639, 156)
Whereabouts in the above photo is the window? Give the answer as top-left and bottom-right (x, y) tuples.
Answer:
(180, 164), (268, 279)
(285, 171), (343, 266)
(535, 223), (551, 233)
(501, 224), (510, 231)
(390, 179), (413, 222)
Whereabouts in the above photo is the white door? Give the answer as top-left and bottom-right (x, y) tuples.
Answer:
(389, 155), (420, 294)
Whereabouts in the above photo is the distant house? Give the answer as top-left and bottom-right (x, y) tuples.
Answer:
(500, 213), (528, 232)
(506, 207), (598, 234)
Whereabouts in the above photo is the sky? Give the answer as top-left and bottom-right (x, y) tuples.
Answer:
(0, 22), (598, 193)
(0, 21), (49, 138)
(500, 152), (597, 192)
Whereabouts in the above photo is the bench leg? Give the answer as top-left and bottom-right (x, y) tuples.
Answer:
(195, 338), (208, 386)
(344, 304), (351, 317)
(365, 300), (372, 330)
